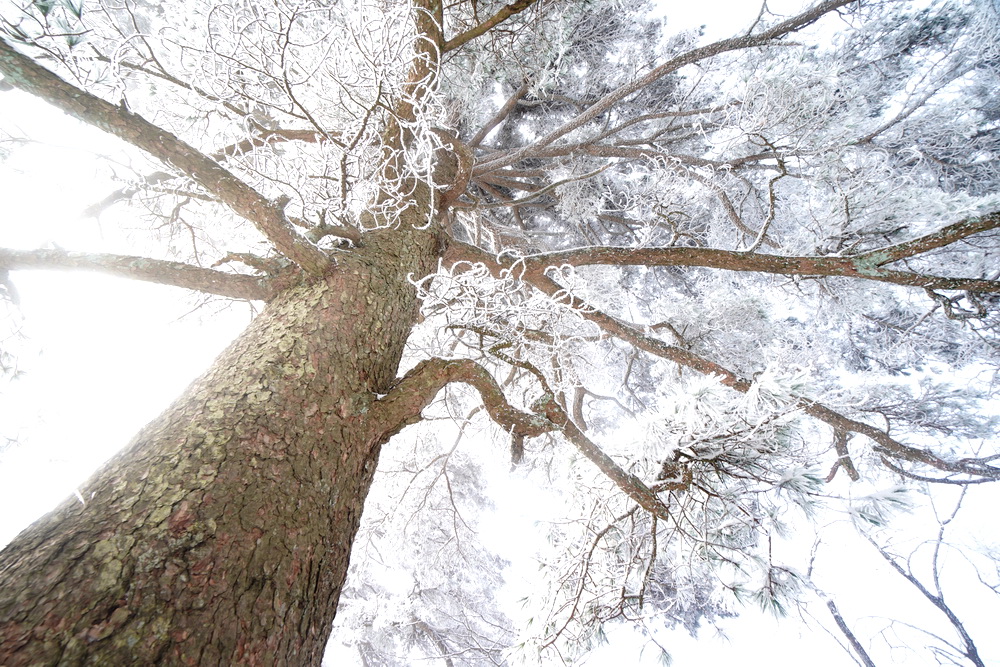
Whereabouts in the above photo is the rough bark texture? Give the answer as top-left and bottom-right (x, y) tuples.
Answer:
(0, 197), (440, 665)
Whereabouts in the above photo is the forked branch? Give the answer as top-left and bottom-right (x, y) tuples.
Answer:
(373, 357), (672, 518)
(372, 358), (553, 442)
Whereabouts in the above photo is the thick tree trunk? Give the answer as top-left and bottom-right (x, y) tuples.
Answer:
(0, 219), (440, 664)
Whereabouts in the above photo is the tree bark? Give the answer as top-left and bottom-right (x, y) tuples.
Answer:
(0, 213), (440, 665)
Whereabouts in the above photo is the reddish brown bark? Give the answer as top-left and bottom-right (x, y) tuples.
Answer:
(0, 21), (491, 664)
(0, 218), (440, 665)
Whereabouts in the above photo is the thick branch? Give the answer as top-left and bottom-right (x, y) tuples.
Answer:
(532, 394), (671, 520)
(515, 223), (1000, 293)
(443, 0), (540, 53)
(84, 128), (324, 218)
(373, 358), (672, 518)
(474, 0), (855, 174)
(0, 248), (272, 300)
(858, 212), (1000, 265)
(382, 0), (443, 157)
(372, 358), (553, 440)
(0, 38), (331, 276)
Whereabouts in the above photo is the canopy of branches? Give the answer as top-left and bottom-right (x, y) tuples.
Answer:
(1, 0), (999, 664)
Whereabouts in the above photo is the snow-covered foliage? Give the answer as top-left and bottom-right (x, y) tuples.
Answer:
(3, 0), (999, 664)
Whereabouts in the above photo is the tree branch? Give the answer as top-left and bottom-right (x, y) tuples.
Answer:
(442, 0), (540, 53)
(84, 128), (324, 219)
(0, 38), (331, 277)
(820, 593), (879, 667)
(443, 243), (1000, 482)
(468, 79), (532, 148)
(829, 429), (860, 482)
(372, 358), (672, 519)
(0, 248), (273, 301)
(532, 393), (672, 520)
(505, 211), (1000, 293)
(372, 358), (553, 441)
(858, 212), (1000, 266)
(474, 0), (855, 174)
(864, 534), (986, 667)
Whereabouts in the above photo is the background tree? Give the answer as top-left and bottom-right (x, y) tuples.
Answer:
(0, 0), (998, 664)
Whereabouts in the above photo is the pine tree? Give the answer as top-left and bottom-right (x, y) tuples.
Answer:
(1, 0), (998, 664)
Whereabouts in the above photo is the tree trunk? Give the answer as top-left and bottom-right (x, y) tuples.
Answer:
(0, 216), (440, 664)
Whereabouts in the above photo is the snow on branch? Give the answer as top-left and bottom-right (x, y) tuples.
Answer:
(446, 210), (1000, 293)
(0, 38), (332, 277)
(442, 246), (999, 483)
(474, 0), (857, 175)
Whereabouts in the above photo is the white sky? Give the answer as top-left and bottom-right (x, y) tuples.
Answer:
(1, 1), (998, 666)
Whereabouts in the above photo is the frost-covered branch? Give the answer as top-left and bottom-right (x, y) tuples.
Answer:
(84, 128), (324, 218)
(474, 0), (856, 174)
(443, 245), (999, 482)
(0, 38), (332, 276)
(532, 393), (672, 520)
(821, 593), (879, 667)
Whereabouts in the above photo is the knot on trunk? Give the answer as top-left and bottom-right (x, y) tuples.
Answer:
(430, 128), (473, 207)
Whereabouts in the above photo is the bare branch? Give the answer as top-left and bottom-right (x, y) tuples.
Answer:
(864, 533), (987, 667)
(0, 248), (272, 301)
(819, 592), (879, 667)
(0, 38), (332, 277)
(372, 357), (553, 442)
